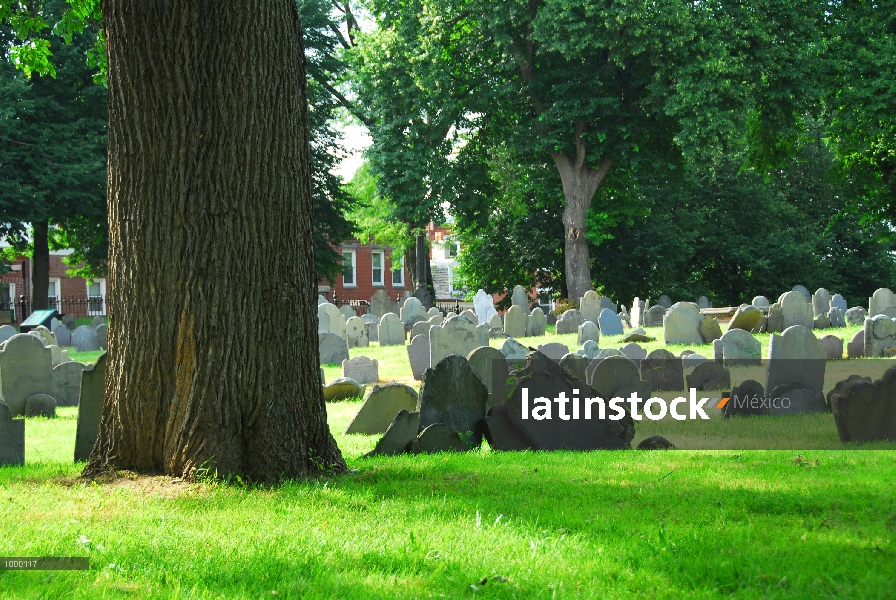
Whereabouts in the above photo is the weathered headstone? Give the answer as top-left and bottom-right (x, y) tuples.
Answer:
(864, 315), (896, 357)
(318, 302), (345, 338)
(699, 315), (723, 342)
(555, 309), (584, 335)
(845, 306), (867, 325)
(503, 305), (528, 338)
(663, 302), (703, 346)
(640, 349), (684, 391)
(91, 316), (105, 329)
(0, 325), (17, 344)
(370, 289), (396, 319)
(631, 297), (644, 328)
(587, 355), (648, 400)
(319, 332), (349, 365)
(622, 328), (655, 343)
(828, 369), (896, 443)
(766, 303), (784, 333)
(819, 335), (843, 360)
(828, 307), (845, 328)
(345, 316), (369, 348)
(365, 409), (421, 456)
(792, 285), (811, 301)
(526, 307), (546, 337)
(723, 380), (767, 419)
(847, 330), (865, 359)
(0, 334), (54, 417)
(501, 337), (529, 361)
(62, 314), (76, 331)
(765, 325), (827, 414)
(686, 361), (731, 391)
(0, 401), (24, 466)
(697, 296), (711, 309)
(345, 383), (418, 435)
(418, 355), (488, 448)
(342, 356), (379, 384)
(467, 345), (508, 405)
(480, 404), (536, 451)
(459, 309), (477, 324)
(682, 353), (709, 368)
(52, 361), (89, 407)
(74, 352), (106, 461)
(407, 334), (431, 380)
(430, 316), (490, 368)
(427, 307), (441, 319)
(317, 311), (330, 334)
(597, 308), (624, 336)
(752, 296), (770, 310)
(579, 290), (602, 325)
(318, 294), (327, 305)
(365, 321), (378, 343)
(96, 323), (108, 350)
(644, 305), (666, 327)
(536, 342), (569, 361)
(399, 296), (427, 326)
(409, 423), (471, 454)
(427, 314), (444, 327)
(559, 353), (588, 382)
(869, 287), (896, 317)
(712, 329), (761, 366)
(779, 291), (814, 330)
(812, 288), (832, 317)
(578, 321), (600, 346)
(657, 295), (673, 309)
(727, 305), (762, 333)
(473, 289), (499, 326)
(378, 313), (405, 346)
(323, 377), (365, 401)
(73, 325), (101, 352)
(814, 313), (831, 329)
(24, 394), (55, 418)
(511, 285), (530, 315)
(831, 294), (847, 315)
(410, 320), (431, 340)
(620, 343), (647, 364)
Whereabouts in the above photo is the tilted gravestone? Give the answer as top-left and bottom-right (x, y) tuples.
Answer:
(765, 325), (827, 414)
(342, 356), (379, 384)
(863, 315), (896, 358)
(480, 404), (536, 451)
(579, 290), (603, 325)
(869, 287), (896, 317)
(344, 316), (369, 349)
(766, 303), (784, 333)
(407, 334), (430, 380)
(24, 394), (55, 418)
(318, 332), (349, 365)
(429, 316), (490, 368)
(559, 352), (588, 382)
(828, 369), (896, 443)
(73, 325), (101, 352)
(640, 349), (684, 391)
(578, 321), (600, 346)
(0, 334), (54, 417)
(511, 285), (530, 315)
(503, 305), (528, 338)
(473, 289), (499, 326)
(418, 355), (488, 448)
(727, 305), (762, 333)
(0, 401), (24, 466)
(699, 315), (723, 342)
(663, 302), (703, 346)
(847, 330), (865, 359)
(345, 383), (418, 435)
(53, 361), (89, 407)
(779, 291), (814, 330)
(812, 288), (832, 317)
(378, 313), (405, 346)
(323, 377), (364, 402)
(408, 423), (471, 454)
(501, 337), (529, 362)
(712, 329), (761, 366)
(598, 308), (624, 336)
(556, 309), (584, 335)
(526, 307), (546, 337)
(74, 352), (106, 461)
(365, 409), (421, 457)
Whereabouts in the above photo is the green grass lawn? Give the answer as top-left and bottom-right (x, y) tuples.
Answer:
(1, 323), (894, 598)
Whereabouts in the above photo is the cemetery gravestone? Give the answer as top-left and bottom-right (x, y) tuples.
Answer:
(831, 294), (847, 315)
(342, 356), (379, 384)
(640, 349), (684, 391)
(644, 305), (666, 327)
(323, 378), (365, 402)
(0, 401), (24, 466)
(96, 323), (108, 350)
(52, 361), (89, 407)
(74, 353), (106, 461)
(559, 353), (588, 382)
(0, 325), (17, 344)
(828, 307), (845, 328)
(812, 288), (832, 317)
(845, 306), (867, 325)
(459, 309), (478, 324)
(429, 316), (490, 368)
(579, 290), (603, 325)
(792, 285), (811, 301)
(828, 369), (896, 443)
(622, 328), (655, 343)
(370, 290), (395, 319)
(847, 330), (865, 359)
(686, 361), (731, 391)
(723, 380), (768, 419)
(365, 409), (421, 457)
(0, 334), (54, 417)
(620, 343), (647, 364)
(727, 305), (762, 333)
(407, 334), (431, 380)
(501, 337), (529, 362)
(317, 311), (330, 334)
(409, 424), (471, 454)
(657, 295), (673, 309)
(318, 302), (345, 338)
(319, 332), (350, 365)
(598, 308), (624, 336)
(631, 297), (644, 328)
(418, 355), (489, 448)
(699, 315), (723, 342)
(578, 321), (600, 346)
(864, 315), (896, 358)
(526, 307), (546, 337)
(24, 394), (55, 418)
(345, 383), (418, 435)
(467, 346), (508, 407)
(779, 291), (814, 330)
(712, 329), (762, 366)
(73, 325), (101, 352)
(752, 296), (770, 309)
(400, 297), (427, 326)
(473, 289), (499, 326)
(344, 316), (369, 348)
(339, 304), (356, 320)
(819, 335), (843, 360)
(663, 302), (703, 345)
(503, 305), (528, 338)
(869, 288), (896, 317)
(556, 309), (584, 335)
(411, 320), (431, 340)
(536, 342), (569, 361)
(378, 313), (405, 346)
(511, 285), (530, 315)
(697, 296), (711, 309)
(766, 325), (827, 414)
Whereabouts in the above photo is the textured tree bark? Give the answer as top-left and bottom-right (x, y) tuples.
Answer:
(84, 0), (346, 481)
(31, 219), (49, 311)
(550, 122), (613, 304)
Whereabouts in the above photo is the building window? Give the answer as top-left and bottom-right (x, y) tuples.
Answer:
(391, 255), (404, 287)
(48, 277), (61, 310)
(86, 279), (106, 315)
(371, 251), (384, 286)
(342, 250), (356, 287)
(448, 241), (459, 258)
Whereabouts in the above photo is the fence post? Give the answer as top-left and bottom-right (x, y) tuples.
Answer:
(18, 295), (26, 326)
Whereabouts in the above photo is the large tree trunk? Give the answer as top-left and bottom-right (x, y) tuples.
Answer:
(31, 219), (49, 311)
(84, 0), (346, 481)
(550, 122), (613, 303)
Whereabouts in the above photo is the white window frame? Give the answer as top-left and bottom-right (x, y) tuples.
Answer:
(48, 277), (61, 310)
(342, 250), (357, 288)
(371, 250), (385, 287)
(391, 255), (404, 287)
(448, 241), (459, 259)
(86, 278), (106, 316)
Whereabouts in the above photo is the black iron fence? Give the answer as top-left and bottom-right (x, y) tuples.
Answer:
(0, 295), (107, 327)
(326, 291), (467, 317)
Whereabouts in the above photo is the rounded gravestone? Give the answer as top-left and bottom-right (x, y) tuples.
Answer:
(686, 361), (731, 391)
(322, 377), (364, 402)
(318, 332), (349, 365)
(344, 383), (418, 435)
(24, 394), (56, 418)
(409, 423), (470, 454)
(418, 355), (488, 448)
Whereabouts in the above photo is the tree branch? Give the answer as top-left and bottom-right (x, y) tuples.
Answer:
(310, 73), (375, 127)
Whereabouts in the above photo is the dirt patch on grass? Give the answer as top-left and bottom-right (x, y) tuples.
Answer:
(41, 470), (211, 498)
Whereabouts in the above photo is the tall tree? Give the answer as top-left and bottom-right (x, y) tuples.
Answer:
(3, 0), (346, 480)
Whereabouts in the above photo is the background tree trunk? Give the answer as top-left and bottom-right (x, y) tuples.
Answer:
(31, 219), (49, 311)
(550, 122), (613, 303)
(84, 0), (346, 481)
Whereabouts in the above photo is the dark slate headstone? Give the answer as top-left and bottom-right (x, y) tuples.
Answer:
(637, 436), (675, 450)
(819, 335), (843, 360)
(559, 353), (588, 383)
(418, 355), (488, 448)
(639, 349), (684, 391)
(345, 383), (418, 435)
(622, 328), (655, 343)
(556, 309), (584, 335)
(54, 325), (72, 347)
(767, 382), (828, 415)
(597, 308), (624, 336)
(828, 371), (896, 443)
(686, 361), (731, 391)
(72, 325), (101, 352)
(75, 352), (106, 462)
(409, 423), (470, 454)
(24, 394), (56, 418)
(644, 305), (666, 327)
(0, 401), (24, 466)
(723, 380), (768, 418)
(504, 356), (632, 450)
(480, 404), (536, 451)
(365, 410), (421, 457)
(847, 330), (864, 359)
